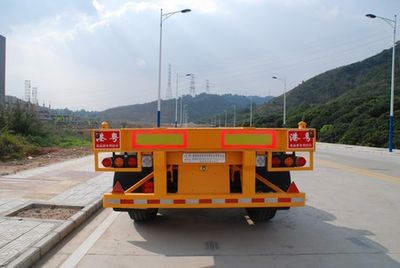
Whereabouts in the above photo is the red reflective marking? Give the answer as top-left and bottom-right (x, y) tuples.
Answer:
(278, 198), (291, 203)
(199, 199), (212, 204)
(287, 182), (300, 193)
(131, 129), (188, 149)
(252, 198), (265, 203)
(148, 199), (160, 204)
(112, 181), (124, 194)
(120, 199), (133, 204)
(143, 181), (154, 193)
(220, 130), (277, 149)
(173, 199), (185, 204)
(226, 198), (238, 203)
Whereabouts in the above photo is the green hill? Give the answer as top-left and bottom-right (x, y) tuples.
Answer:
(100, 93), (271, 126)
(250, 43), (399, 148)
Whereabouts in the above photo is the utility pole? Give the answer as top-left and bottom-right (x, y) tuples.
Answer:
(24, 80), (31, 103)
(190, 74), (195, 96)
(224, 110), (227, 127)
(0, 35), (5, 105)
(250, 96), (253, 126)
(166, 64), (172, 99)
(233, 105), (236, 127)
(31, 87), (38, 105)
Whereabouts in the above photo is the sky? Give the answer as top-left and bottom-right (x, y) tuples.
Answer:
(0, 0), (399, 111)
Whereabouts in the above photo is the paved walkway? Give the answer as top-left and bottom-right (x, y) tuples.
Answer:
(0, 156), (112, 267)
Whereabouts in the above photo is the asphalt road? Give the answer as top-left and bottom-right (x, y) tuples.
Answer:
(36, 143), (400, 268)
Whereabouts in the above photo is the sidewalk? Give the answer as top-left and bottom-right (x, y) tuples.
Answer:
(0, 156), (112, 267)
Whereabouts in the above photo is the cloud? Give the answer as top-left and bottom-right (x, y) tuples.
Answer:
(92, 0), (104, 13)
(315, 5), (340, 19)
(273, 0), (317, 8)
(7, 0), (226, 110)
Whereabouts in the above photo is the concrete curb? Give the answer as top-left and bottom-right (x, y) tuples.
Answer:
(6, 197), (103, 268)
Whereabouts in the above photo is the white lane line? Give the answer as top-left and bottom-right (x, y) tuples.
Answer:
(60, 211), (119, 268)
(244, 215), (255, 225)
(318, 159), (400, 184)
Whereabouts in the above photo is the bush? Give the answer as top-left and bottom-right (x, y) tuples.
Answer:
(319, 124), (334, 142)
(0, 132), (38, 161)
(0, 102), (43, 136)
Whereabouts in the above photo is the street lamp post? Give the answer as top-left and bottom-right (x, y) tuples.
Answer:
(366, 13), (397, 152)
(157, 8), (191, 127)
(272, 76), (287, 127)
(175, 73), (179, 127)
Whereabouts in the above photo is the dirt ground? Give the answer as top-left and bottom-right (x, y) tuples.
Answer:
(12, 206), (81, 220)
(0, 147), (92, 176)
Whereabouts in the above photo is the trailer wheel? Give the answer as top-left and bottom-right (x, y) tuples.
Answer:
(246, 207), (277, 222)
(246, 169), (289, 222)
(128, 209), (158, 222)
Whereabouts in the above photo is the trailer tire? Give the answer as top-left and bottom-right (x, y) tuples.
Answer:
(246, 207), (277, 222)
(128, 209), (158, 222)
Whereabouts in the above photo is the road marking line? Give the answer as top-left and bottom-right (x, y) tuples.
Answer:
(60, 211), (119, 268)
(244, 215), (255, 225)
(318, 159), (400, 184)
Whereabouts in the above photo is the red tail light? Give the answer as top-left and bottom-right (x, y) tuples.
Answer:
(272, 156), (281, 167)
(284, 156), (295, 167)
(102, 157), (112, 167)
(113, 156), (124, 168)
(295, 156), (306, 167)
(127, 156), (137, 167)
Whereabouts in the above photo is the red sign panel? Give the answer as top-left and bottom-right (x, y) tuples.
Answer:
(288, 130), (314, 148)
(94, 130), (121, 149)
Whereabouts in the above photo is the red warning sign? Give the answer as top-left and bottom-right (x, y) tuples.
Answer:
(94, 130), (121, 149)
(288, 130), (314, 148)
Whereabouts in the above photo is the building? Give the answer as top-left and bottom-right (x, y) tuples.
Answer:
(0, 35), (5, 105)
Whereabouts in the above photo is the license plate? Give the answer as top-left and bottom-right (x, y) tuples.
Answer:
(182, 153), (226, 163)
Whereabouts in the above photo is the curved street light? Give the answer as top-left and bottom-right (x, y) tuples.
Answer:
(272, 76), (287, 127)
(366, 13), (397, 152)
(157, 8), (191, 127)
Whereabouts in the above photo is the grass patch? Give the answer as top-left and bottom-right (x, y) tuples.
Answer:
(57, 136), (91, 148)
(0, 133), (40, 161)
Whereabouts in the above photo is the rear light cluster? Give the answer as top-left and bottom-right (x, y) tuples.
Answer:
(272, 154), (306, 168)
(102, 155), (138, 168)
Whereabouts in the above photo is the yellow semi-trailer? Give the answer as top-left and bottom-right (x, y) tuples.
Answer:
(92, 122), (315, 222)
